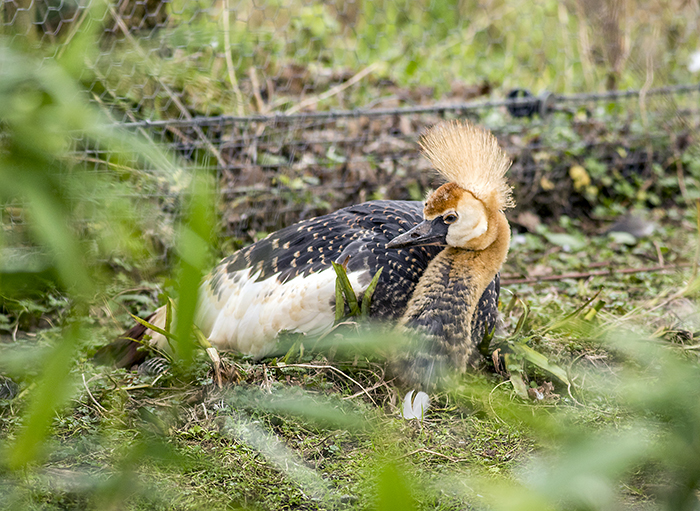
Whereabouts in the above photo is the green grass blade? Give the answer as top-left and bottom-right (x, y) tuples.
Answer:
(332, 261), (360, 316)
(129, 312), (176, 341)
(479, 324), (497, 358)
(165, 297), (174, 333)
(6, 323), (80, 469)
(192, 323), (211, 349)
(505, 353), (529, 400)
(335, 277), (345, 322)
(374, 462), (417, 511)
(511, 300), (530, 338)
(583, 299), (606, 321)
(173, 176), (214, 364)
(282, 340), (300, 364)
(542, 290), (601, 334)
(361, 267), (383, 317)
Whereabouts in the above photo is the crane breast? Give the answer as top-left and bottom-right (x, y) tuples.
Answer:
(195, 265), (369, 358)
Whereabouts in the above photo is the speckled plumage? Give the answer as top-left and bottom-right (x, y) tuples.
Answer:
(132, 200), (501, 360)
(208, 200), (440, 318)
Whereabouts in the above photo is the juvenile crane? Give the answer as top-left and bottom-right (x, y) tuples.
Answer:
(97, 120), (513, 383)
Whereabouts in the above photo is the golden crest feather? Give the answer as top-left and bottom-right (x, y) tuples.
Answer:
(419, 120), (514, 210)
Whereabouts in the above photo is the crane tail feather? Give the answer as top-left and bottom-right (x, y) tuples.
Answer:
(92, 313), (156, 368)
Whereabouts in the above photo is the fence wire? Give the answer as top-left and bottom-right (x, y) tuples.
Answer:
(69, 85), (700, 244)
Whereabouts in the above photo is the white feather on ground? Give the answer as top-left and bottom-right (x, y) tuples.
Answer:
(402, 390), (430, 421)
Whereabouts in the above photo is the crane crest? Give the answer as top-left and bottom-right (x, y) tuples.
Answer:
(419, 120), (514, 211)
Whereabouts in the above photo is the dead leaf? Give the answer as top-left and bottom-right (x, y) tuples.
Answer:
(515, 211), (541, 232)
(569, 165), (591, 191)
(540, 176), (555, 191)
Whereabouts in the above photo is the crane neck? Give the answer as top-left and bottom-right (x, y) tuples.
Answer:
(396, 212), (510, 385)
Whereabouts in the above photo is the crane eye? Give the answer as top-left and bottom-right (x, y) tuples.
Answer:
(443, 213), (458, 224)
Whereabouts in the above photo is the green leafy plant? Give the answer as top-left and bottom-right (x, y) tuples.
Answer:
(332, 260), (383, 320)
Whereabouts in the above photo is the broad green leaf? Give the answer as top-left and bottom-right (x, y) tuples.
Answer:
(511, 343), (570, 385)
(542, 232), (587, 252)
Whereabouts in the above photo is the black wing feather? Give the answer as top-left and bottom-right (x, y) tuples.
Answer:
(210, 200), (498, 320)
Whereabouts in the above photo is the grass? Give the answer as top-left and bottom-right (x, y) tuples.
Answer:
(3, 208), (700, 509)
(3, 4), (700, 510)
(36, 0), (697, 120)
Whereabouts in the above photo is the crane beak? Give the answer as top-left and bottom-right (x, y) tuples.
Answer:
(386, 217), (449, 249)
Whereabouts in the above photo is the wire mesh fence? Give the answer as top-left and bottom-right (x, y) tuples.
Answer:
(117, 85), (697, 244)
(2, 0), (700, 247)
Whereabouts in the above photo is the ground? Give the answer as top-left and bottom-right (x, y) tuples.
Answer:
(2, 202), (698, 510)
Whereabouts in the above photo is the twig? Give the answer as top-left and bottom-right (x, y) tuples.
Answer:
(276, 363), (377, 407)
(502, 263), (691, 286)
(285, 63), (380, 115)
(164, 124), (195, 149)
(343, 379), (385, 401)
(222, 0), (245, 117)
(501, 260), (618, 280)
(121, 384), (158, 391)
(249, 66), (267, 114)
(111, 286), (160, 298)
(652, 241), (665, 267)
(634, 285), (692, 317)
(82, 374), (107, 415)
(398, 448), (467, 463)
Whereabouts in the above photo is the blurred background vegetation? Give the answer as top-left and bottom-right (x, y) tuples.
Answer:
(2, 0), (700, 509)
(5, 0), (699, 114)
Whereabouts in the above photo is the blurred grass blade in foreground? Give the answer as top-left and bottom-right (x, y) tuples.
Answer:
(0, 31), (181, 471)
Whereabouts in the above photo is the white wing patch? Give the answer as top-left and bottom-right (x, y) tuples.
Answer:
(145, 266), (369, 359)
